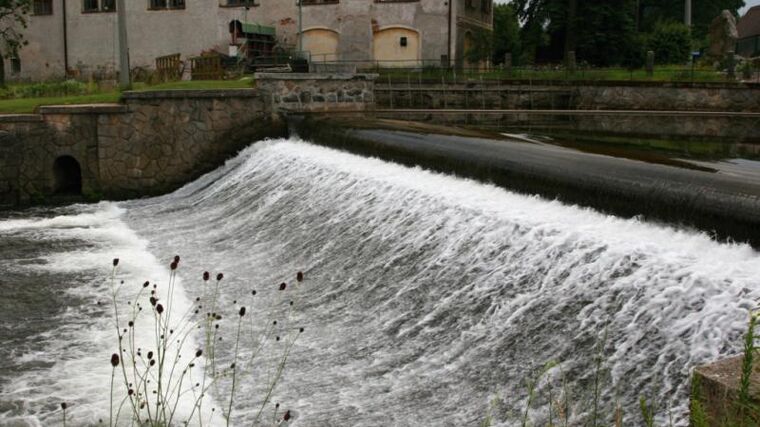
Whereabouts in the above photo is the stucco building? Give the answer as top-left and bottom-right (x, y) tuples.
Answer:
(8, 0), (492, 81)
(737, 5), (760, 58)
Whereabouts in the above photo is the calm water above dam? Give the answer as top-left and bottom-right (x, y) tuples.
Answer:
(1, 139), (759, 426)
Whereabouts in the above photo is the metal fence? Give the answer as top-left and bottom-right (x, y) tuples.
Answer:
(306, 57), (760, 84)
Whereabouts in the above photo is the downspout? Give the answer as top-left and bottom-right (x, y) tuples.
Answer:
(447, 0), (452, 67)
(62, 0), (69, 76)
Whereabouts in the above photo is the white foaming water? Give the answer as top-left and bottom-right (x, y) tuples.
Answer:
(119, 139), (759, 426)
(2, 138), (759, 426)
(0, 204), (221, 426)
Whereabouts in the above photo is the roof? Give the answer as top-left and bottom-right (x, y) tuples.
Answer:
(737, 5), (760, 39)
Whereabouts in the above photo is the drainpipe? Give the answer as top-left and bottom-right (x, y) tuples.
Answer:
(447, 0), (452, 67)
(62, 0), (68, 76)
(684, 0), (692, 27)
(297, 0), (303, 54)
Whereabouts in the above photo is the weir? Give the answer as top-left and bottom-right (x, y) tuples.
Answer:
(2, 139), (757, 425)
(0, 76), (759, 425)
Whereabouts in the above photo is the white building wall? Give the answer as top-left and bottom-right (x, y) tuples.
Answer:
(9, 0), (490, 81)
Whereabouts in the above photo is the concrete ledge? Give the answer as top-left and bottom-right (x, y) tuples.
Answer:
(37, 104), (129, 115)
(0, 114), (43, 122)
(122, 89), (257, 100)
(255, 72), (378, 81)
(693, 355), (760, 425)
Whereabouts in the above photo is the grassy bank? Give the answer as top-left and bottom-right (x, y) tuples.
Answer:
(0, 79), (254, 114)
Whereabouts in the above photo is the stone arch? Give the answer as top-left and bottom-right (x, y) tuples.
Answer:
(301, 27), (340, 62)
(372, 25), (421, 68)
(53, 155), (82, 194)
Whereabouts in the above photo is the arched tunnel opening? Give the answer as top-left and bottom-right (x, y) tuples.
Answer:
(53, 155), (82, 195)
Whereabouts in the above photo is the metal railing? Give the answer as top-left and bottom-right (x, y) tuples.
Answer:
(306, 57), (759, 84)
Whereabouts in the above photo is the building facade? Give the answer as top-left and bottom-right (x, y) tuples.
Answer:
(8, 0), (492, 81)
(737, 5), (760, 58)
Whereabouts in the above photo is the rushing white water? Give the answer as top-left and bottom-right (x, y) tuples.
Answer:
(2, 138), (759, 426)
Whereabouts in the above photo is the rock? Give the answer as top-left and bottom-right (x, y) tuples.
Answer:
(708, 10), (739, 58)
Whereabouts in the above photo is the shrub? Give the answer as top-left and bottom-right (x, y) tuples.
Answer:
(646, 22), (692, 65)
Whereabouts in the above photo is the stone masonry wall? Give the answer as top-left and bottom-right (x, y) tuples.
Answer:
(0, 90), (286, 207)
(376, 81), (760, 112)
(256, 73), (377, 113)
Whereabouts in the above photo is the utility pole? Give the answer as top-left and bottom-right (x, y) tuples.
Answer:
(684, 0), (692, 27)
(116, 0), (130, 89)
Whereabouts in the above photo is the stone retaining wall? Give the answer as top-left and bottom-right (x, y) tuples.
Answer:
(376, 81), (760, 112)
(256, 73), (377, 113)
(0, 90), (286, 207)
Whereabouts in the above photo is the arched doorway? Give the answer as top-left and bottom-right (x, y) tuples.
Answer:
(372, 26), (421, 67)
(301, 27), (340, 62)
(53, 156), (82, 194)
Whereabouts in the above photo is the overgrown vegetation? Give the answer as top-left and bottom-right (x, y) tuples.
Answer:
(0, 78), (253, 113)
(59, 256), (304, 426)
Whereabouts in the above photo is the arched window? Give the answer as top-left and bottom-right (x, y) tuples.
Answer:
(53, 156), (82, 194)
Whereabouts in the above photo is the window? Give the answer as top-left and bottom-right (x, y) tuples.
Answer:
(300, 0), (339, 5)
(33, 0), (53, 15)
(149, 0), (185, 10)
(223, 0), (259, 6)
(10, 58), (21, 74)
(83, 0), (115, 12)
(400, 36), (407, 47)
(481, 0), (491, 14)
(374, 0), (419, 3)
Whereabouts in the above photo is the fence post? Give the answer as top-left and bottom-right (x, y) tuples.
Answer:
(727, 51), (736, 80)
(646, 51), (655, 77)
(566, 51), (577, 76)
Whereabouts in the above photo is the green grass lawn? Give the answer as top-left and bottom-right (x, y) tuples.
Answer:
(0, 79), (254, 114)
(0, 92), (121, 114)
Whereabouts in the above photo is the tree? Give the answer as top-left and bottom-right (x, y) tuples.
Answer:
(492, 3), (521, 65)
(0, 0), (30, 87)
(514, 0), (637, 66)
(638, 0), (745, 41)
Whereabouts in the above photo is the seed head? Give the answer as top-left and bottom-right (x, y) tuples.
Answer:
(170, 261), (178, 271)
(216, 273), (224, 281)
(299, 327), (304, 333)
(143, 281), (149, 288)
(147, 351), (154, 360)
(128, 389), (134, 396)
(112, 258), (119, 267)
(239, 307), (246, 317)
(156, 304), (164, 315)
(195, 349), (203, 358)
(110, 353), (120, 367)
(279, 282), (287, 291)
(173, 255), (180, 263)
(128, 321), (134, 327)
(149, 296), (157, 307)
(296, 271), (304, 282)
(61, 402), (67, 410)
(203, 271), (210, 281)
(252, 290), (257, 296)
(284, 410), (291, 421)
(149, 359), (155, 366)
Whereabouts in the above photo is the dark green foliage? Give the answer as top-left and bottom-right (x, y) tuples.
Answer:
(492, 3), (521, 65)
(647, 22), (692, 64)
(0, 0), (31, 86)
(465, 28), (494, 65)
(511, 0), (745, 67)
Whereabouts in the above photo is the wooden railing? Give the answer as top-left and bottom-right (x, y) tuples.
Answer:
(190, 56), (223, 80)
(155, 53), (182, 82)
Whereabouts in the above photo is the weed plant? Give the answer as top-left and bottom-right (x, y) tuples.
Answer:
(61, 256), (305, 426)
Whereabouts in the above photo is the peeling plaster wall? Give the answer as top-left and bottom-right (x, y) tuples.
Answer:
(10, 0), (491, 81)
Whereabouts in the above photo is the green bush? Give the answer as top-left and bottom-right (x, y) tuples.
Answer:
(11, 80), (91, 99)
(647, 22), (692, 65)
